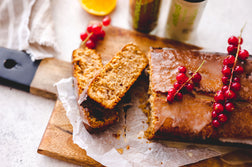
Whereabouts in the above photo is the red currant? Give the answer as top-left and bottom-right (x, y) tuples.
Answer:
(218, 113), (228, 123)
(213, 103), (224, 113)
(212, 111), (218, 118)
(92, 23), (102, 34)
(167, 94), (174, 103)
(175, 92), (183, 101)
(96, 29), (105, 39)
(178, 66), (187, 73)
(223, 55), (235, 68)
(233, 76), (240, 83)
(89, 33), (98, 42)
(80, 32), (88, 41)
(168, 88), (177, 95)
(222, 85), (229, 92)
(176, 73), (188, 84)
(238, 49), (249, 61)
(222, 76), (229, 85)
(228, 36), (239, 46)
(85, 39), (96, 49)
(225, 102), (235, 112)
(214, 90), (225, 103)
(212, 119), (221, 128)
(174, 82), (181, 90)
(185, 83), (194, 92)
(87, 24), (93, 33)
(234, 65), (244, 75)
(102, 16), (111, 26)
(227, 45), (237, 55)
(192, 72), (202, 83)
(222, 66), (231, 77)
(224, 89), (236, 100)
(231, 82), (241, 91)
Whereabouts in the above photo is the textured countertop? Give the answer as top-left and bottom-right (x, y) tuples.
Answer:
(0, 0), (252, 166)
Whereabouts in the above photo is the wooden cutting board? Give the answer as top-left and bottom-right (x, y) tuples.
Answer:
(37, 26), (252, 166)
(38, 100), (252, 167)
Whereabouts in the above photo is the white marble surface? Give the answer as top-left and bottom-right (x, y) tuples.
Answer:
(0, 0), (252, 166)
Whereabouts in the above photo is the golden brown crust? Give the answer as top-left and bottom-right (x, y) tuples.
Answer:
(146, 48), (252, 143)
(72, 48), (118, 131)
(87, 43), (148, 109)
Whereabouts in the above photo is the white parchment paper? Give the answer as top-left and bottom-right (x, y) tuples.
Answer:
(56, 77), (237, 167)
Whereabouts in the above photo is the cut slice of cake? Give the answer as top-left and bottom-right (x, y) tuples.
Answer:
(145, 48), (252, 144)
(72, 48), (118, 131)
(86, 43), (148, 109)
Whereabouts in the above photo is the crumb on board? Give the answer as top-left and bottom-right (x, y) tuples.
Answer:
(138, 136), (142, 139)
(117, 148), (124, 154)
(188, 152), (193, 157)
(126, 145), (130, 150)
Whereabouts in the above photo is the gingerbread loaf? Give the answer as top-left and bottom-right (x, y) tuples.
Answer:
(145, 48), (252, 144)
(86, 43), (148, 109)
(72, 48), (118, 131)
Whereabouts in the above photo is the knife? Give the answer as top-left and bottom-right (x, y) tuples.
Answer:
(0, 47), (72, 100)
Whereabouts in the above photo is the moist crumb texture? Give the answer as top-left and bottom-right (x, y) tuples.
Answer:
(72, 48), (118, 130)
(87, 43), (148, 109)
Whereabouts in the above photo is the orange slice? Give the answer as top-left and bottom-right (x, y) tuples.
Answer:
(79, 0), (117, 16)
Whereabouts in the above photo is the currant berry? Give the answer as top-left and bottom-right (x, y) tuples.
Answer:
(176, 73), (188, 84)
(222, 76), (229, 85)
(231, 82), (241, 91)
(224, 89), (236, 100)
(222, 85), (229, 92)
(212, 111), (218, 118)
(87, 24), (93, 33)
(96, 29), (105, 39)
(214, 90), (225, 103)
(238, 49), (249, 61)
(227, 45), (237, 55)
(223, 55), (235, 68)
(213, 103), (224, 113)
(233, 76), (240, 83)
(167, 94), (174, 103)
(178, 66), (187, 73)
(228, 36), (240, 46)
(175, 92), (183, 101)
(92, 24), (102, 34)
(174, 82), (181, 90)
(234, 65), (244, 75)
(102, 16), (111, 26)
(192, 72), (202, 83)
(85, 39), (96, 49)
(80, 32), (88, 41)
(168, 88), (177, 95)
(222, 66), (231, 77)
(185, 83), (194, 92)
(225, 102), (235, 112)
(218, 113), (228, 123)
(212, 119), (221, 128)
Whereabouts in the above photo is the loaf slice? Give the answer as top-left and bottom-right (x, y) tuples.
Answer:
(72, 48), (118, 130)
(87, 43), (148, 109)
(145, 48), (252, 145)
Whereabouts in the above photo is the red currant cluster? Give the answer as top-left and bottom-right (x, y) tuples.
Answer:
(167, 66), (202, 103)
(212, 35), (250, 128)
(80, 16), (111, 49)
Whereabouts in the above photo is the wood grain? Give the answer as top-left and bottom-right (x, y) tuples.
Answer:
(30, 58), (72, 100)
(38, 100), (103, 167)
(38, 100), (252, 167)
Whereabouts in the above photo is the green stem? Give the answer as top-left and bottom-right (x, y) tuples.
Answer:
(228, 23), (246, 90)
(174, 60), (205, 96)
(81, 32), (93, 47)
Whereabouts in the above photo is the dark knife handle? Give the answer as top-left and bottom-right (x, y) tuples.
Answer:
(0, 47), (41, 92)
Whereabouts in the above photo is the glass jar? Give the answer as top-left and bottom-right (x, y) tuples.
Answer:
(129, 0), (162, 33)
(166, 0), (207, 40)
